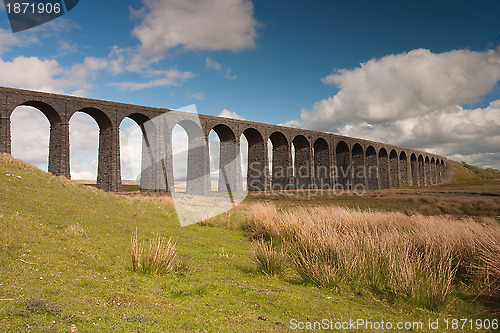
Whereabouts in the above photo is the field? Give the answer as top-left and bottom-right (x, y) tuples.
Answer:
(0, 154), (499, 332)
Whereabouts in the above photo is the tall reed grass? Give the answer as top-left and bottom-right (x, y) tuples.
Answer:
(247, 204), (499, 311)
(131, 229), (178, 276)
(253, 239), (288, 277)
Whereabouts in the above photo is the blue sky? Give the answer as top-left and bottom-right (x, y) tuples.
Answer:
(2, 0), (500, 179)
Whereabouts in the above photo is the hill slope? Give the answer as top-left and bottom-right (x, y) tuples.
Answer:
(0, 154), (495, 332)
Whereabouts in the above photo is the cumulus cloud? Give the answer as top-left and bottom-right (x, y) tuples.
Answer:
(288, 48), (500, 169)
(0, 54), (118, 96)
(0, 56), (69, 93)
(290, 48), (500, 131)
(219, 109), (246, 120)
(132, 0), (258, 58)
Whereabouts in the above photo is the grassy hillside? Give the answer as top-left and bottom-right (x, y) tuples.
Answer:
(0, 154), (498, 332)
(451, 161), (500, 182)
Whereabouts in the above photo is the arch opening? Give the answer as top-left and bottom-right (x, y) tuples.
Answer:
(11, 105), (51, 173)
(69, 110), (101, 186)
(172, 124), (189, 193)
(212, 124), (240, 193)
(10, 101), (69, 178)
(119, 113), (151, 191)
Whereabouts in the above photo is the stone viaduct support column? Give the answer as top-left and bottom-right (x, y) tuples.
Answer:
(139, 119), (160, 191)
(48, 120), (70, 178)
(186, 135), (210, 195)
(244, 128), (267, 191)
(159, 121), (174, 192)
(313, 138), (331, 189)
(217, 127), (242, 193)
(410, 154), (419, 186)
(365, 146), (378, 190)
(0, 96), (10, 154)
(424, 157), (431, 185)
(335, 141), (351, 190)
(96, 123), (121, 192)
(430, 158), (437, 184)
(139, 118), (173, 193)
(437, 160), (443, 183)
(378, 148), (390, 189)
(292, 135), (312, 190)
(389, 150), (400, 187)
(352, 143), (365, 190)
(399, 151), (409, 187)
(418, 155), (426, 186)
(269, 131), (292, 190)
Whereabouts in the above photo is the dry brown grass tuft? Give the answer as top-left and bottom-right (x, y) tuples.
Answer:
(474, 232), (500, 295)
(247, 203), (500, 310)
(252, 239), (288, 277)
(131, 229), (179, 276)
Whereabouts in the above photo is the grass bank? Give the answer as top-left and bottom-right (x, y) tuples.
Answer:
(0, 154), (498, 331)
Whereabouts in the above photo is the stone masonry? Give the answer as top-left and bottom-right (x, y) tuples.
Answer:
(0, 86), (449, 193)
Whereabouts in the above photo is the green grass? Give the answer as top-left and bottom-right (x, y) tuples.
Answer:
(0, 154), (498, 332)
(452, 161), (500, 182)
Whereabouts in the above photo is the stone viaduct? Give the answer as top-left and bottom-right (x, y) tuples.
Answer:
(0, 86), (448, 193)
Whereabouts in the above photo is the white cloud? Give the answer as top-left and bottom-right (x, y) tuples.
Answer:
(0, 56), (68, 93)
(110, 69), (194, 91)
(0, 19), (78, 55)
(189, 92), (205, 100)
(0, 54), (119, 96)
(0, 28), (40, 54)
(57, 40), (78, 55)
(206, 57), (237, 79)
(206, 57), (222, 72)
(132, 0), (258, 58)
(291, 48), (500, 132)
(219, 109), (246, 120)
(288, 48), (500, 169)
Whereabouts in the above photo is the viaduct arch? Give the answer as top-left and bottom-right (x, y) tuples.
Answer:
(0, 86), (448, 193)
